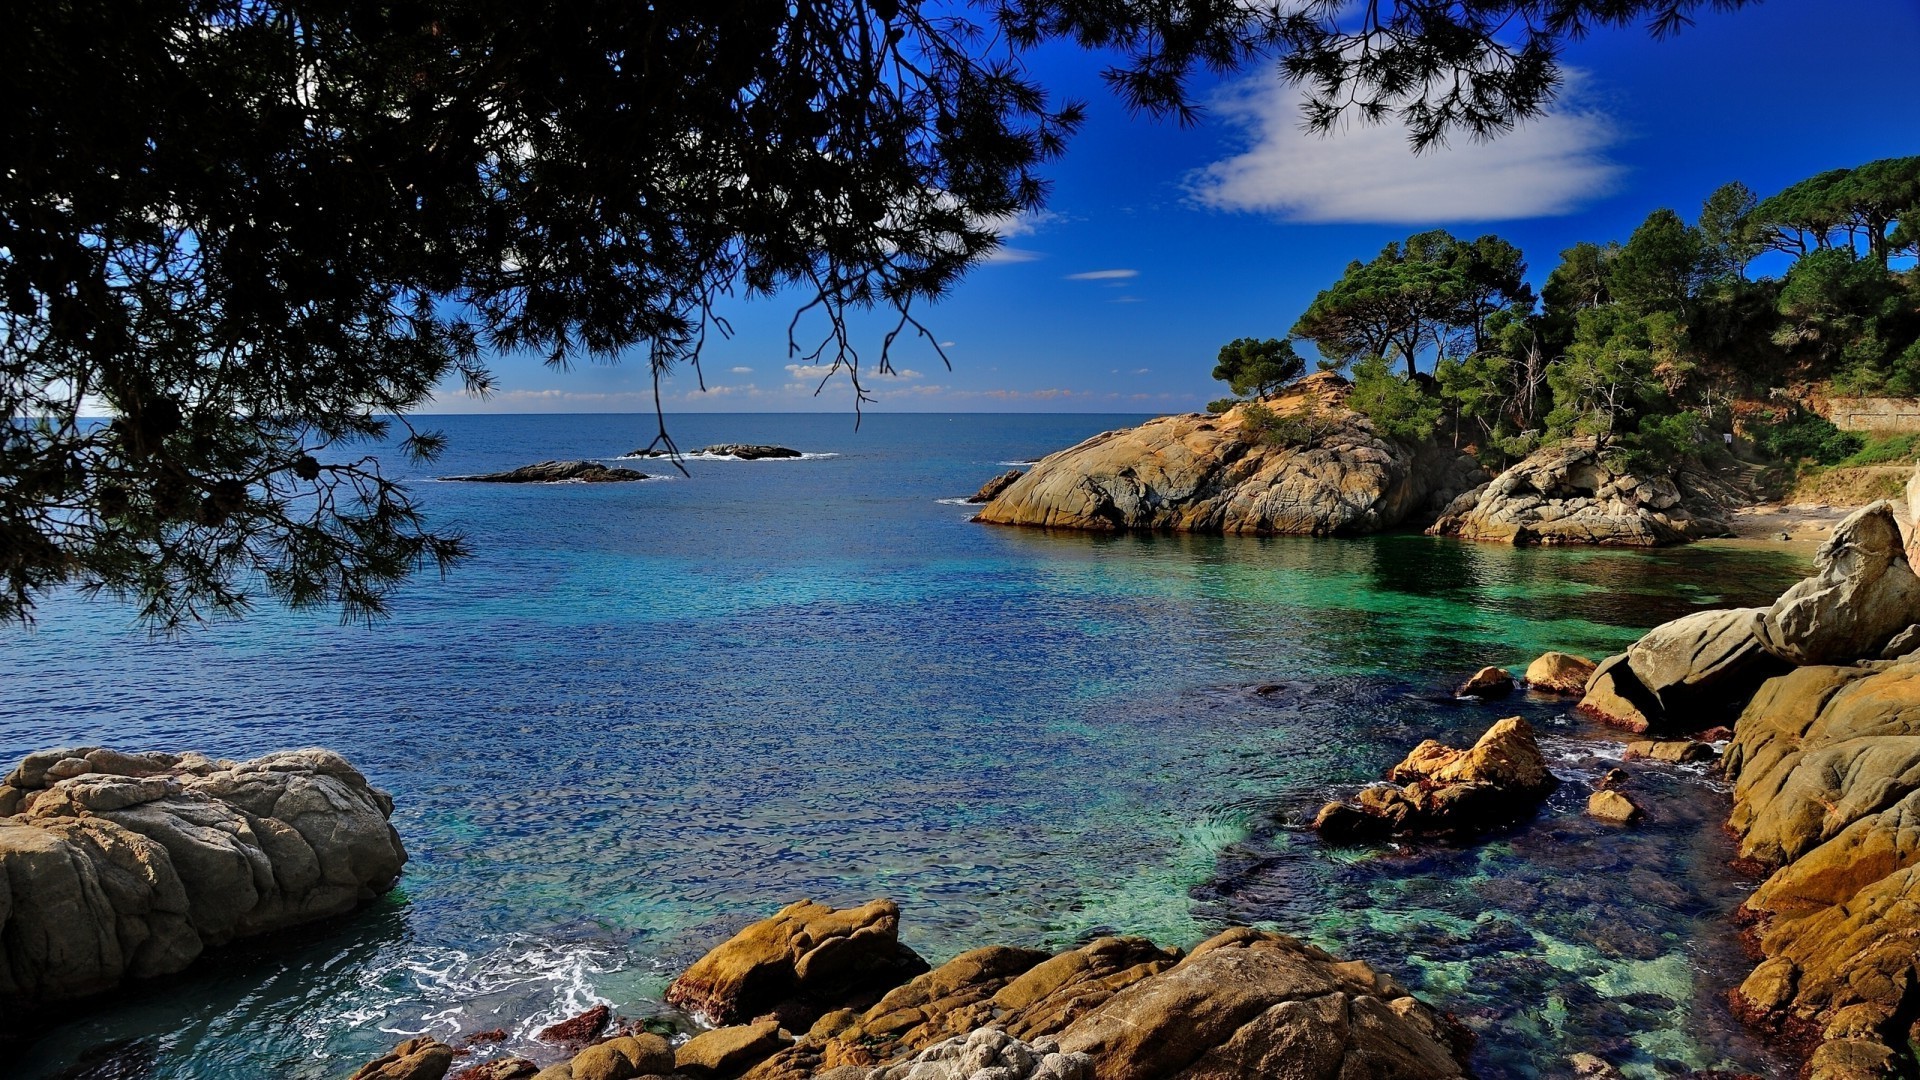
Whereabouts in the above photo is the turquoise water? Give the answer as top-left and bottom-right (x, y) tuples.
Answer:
(0, 414), (1808, 1078)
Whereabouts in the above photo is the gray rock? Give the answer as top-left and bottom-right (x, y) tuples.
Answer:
(868, 1029), (1090, 1080)
(1756, 502), (1920, 665)
(1427, 439), (1742, 546)
(0, 746), (405, 1008)
(443, 460), (649, 483)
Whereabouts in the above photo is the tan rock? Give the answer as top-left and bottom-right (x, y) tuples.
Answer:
(1316, 717), (1558, 841)
(976, 379), (1484, 537)
(676, 1020), (791, 1077)
(966, 469), (1025, 504)
(1052, 927), (1468, 1079)
(567, 1034), (672, 1080)
(1623, 606), (1785, 724)
(664, 899), (928, 1027)
(1524, 652), (1597, 694)
(1575, 655), (1660, 734)
(1455, 665), (1513, 699)
(448, 1060), (537, 1080)
(1622, 740), (1716, 764)
(1587, 790), (1643, 825)
(349, 1037), (455, 1080)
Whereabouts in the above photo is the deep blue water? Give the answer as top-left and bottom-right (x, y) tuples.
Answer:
(0, 413), (1811, 1079)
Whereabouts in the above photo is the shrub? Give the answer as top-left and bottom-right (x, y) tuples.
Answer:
(1240, 403), (1339, 449)
(1206, 397), (1239, 415)
(1346, 356), (1442, 441)
(1752, 410), (1864, 465)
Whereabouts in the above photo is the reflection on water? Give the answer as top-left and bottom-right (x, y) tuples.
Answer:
(0, 414), (1810, 1078)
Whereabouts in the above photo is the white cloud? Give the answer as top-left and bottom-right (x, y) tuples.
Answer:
(1189, 76), (1624, 223)
(986, 208), (1062, 239)
(1110, 296), (1143, 304)
(939, 341), (957, 348)
(889, 368), (923, 380)
(982, 246), (1044, 264)
(1067, 269), (1139, 281)
(729, 366), (754, 374)
(785, 363), (839, 380)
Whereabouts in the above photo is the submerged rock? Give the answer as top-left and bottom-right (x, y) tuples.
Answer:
(665, 899), (929, 1028)
(444, 460), (650, 483)
(1425, 438), (1744, 546)
(965, 469), (1024, 504)
(0, 747), (405, 1013)
(974, 375), (1484, 537)
(1313, 717), (1559, 842)
(1523, 651), (1596, 695)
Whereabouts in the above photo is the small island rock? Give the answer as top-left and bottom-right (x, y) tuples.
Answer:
(1314, 716), (1558, 841)
(627, 444), (804, 460)
(444, 460), (649, 483)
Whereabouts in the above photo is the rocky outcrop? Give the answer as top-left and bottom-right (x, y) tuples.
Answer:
(1586, 789), (1643, 825)
(974, 376), (1484, 537)
(1754, 500), (1920, 664)
(1721, 659), (1920, 1074)
(728, 921), (1468, 1080)
(444, 460), (650, 483)
(665, 899), (930, 1028)
(966, 470), (1024, 504)
(351, 1037), (455, 1080)
(1426, 439), (1745, 546)
(0, 747), (405, 1012)
(1523, 651), (1596, 695)
(1575, 503), (1920, 734)
(627, 444), (804, 460)
(1312, 717), (1558, 842)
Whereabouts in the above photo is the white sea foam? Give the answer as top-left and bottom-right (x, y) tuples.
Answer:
(299, 935), (628, 1049)
(934, 498), (974, 506)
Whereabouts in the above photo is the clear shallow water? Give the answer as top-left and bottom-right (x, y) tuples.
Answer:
(0, 414), (1809, 1079)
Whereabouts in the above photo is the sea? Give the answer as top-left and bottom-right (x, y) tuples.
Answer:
(0, 413), (1811, 1078)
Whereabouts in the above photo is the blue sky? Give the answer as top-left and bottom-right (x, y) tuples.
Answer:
(434, 0), (1920, 415)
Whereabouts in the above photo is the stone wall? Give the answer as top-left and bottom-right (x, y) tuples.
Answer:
(1816, 396), (1920, 433)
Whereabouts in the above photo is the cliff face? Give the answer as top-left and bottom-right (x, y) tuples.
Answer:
(975, 377), (1485, 537)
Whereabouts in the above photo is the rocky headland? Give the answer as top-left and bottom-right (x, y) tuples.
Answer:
(973, 374), (1486, 537)
(445, 460), (652, 483)
(0, 747), (405, 1028)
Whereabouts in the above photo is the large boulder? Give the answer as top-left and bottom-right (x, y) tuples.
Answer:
(1755, 502), (1920, 665)
(1312, 717), (1558, 842)
(350, 1038), (455, 1080)
(1051, 928), (1469, 1079)
(1426, 439), (1740, 546)
(975, 376), (1484, 537)
(1621, 607), (1788, 727)
(665, 899), (930, 1028)
(1523, 652), (1596, 695)
(0, 747), (405, 1012)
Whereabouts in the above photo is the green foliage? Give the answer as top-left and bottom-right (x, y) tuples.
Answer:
(1212, 338), (1305, 398)
(1206, 398), (1239, 415)
(1775, 249), (1920, 394)
(1346, 357), (1443, 441)
(1753, 156), (1920, 267)
(1291, 229), (1528, 376)
(1543, 307), (1666, 448)
(1832, 433), (1920, 468)
(1611, 209), (1708, 315)
(1238, 403), (1340, 449)
(1751, 410), (1865, 466)
(1699, 181), (1765, 280)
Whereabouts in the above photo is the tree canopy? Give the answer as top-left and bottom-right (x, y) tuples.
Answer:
(1212, 338), (1305, 399)
(4, 0), (1756, 626)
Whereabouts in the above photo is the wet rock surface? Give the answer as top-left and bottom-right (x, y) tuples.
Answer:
(0, 747), (405, 1015)
(965, 470), (1025, 504)
(1313, 717), (1559, 842)
(975, 375), (1484, 537)
(444, 460), (651, 483)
